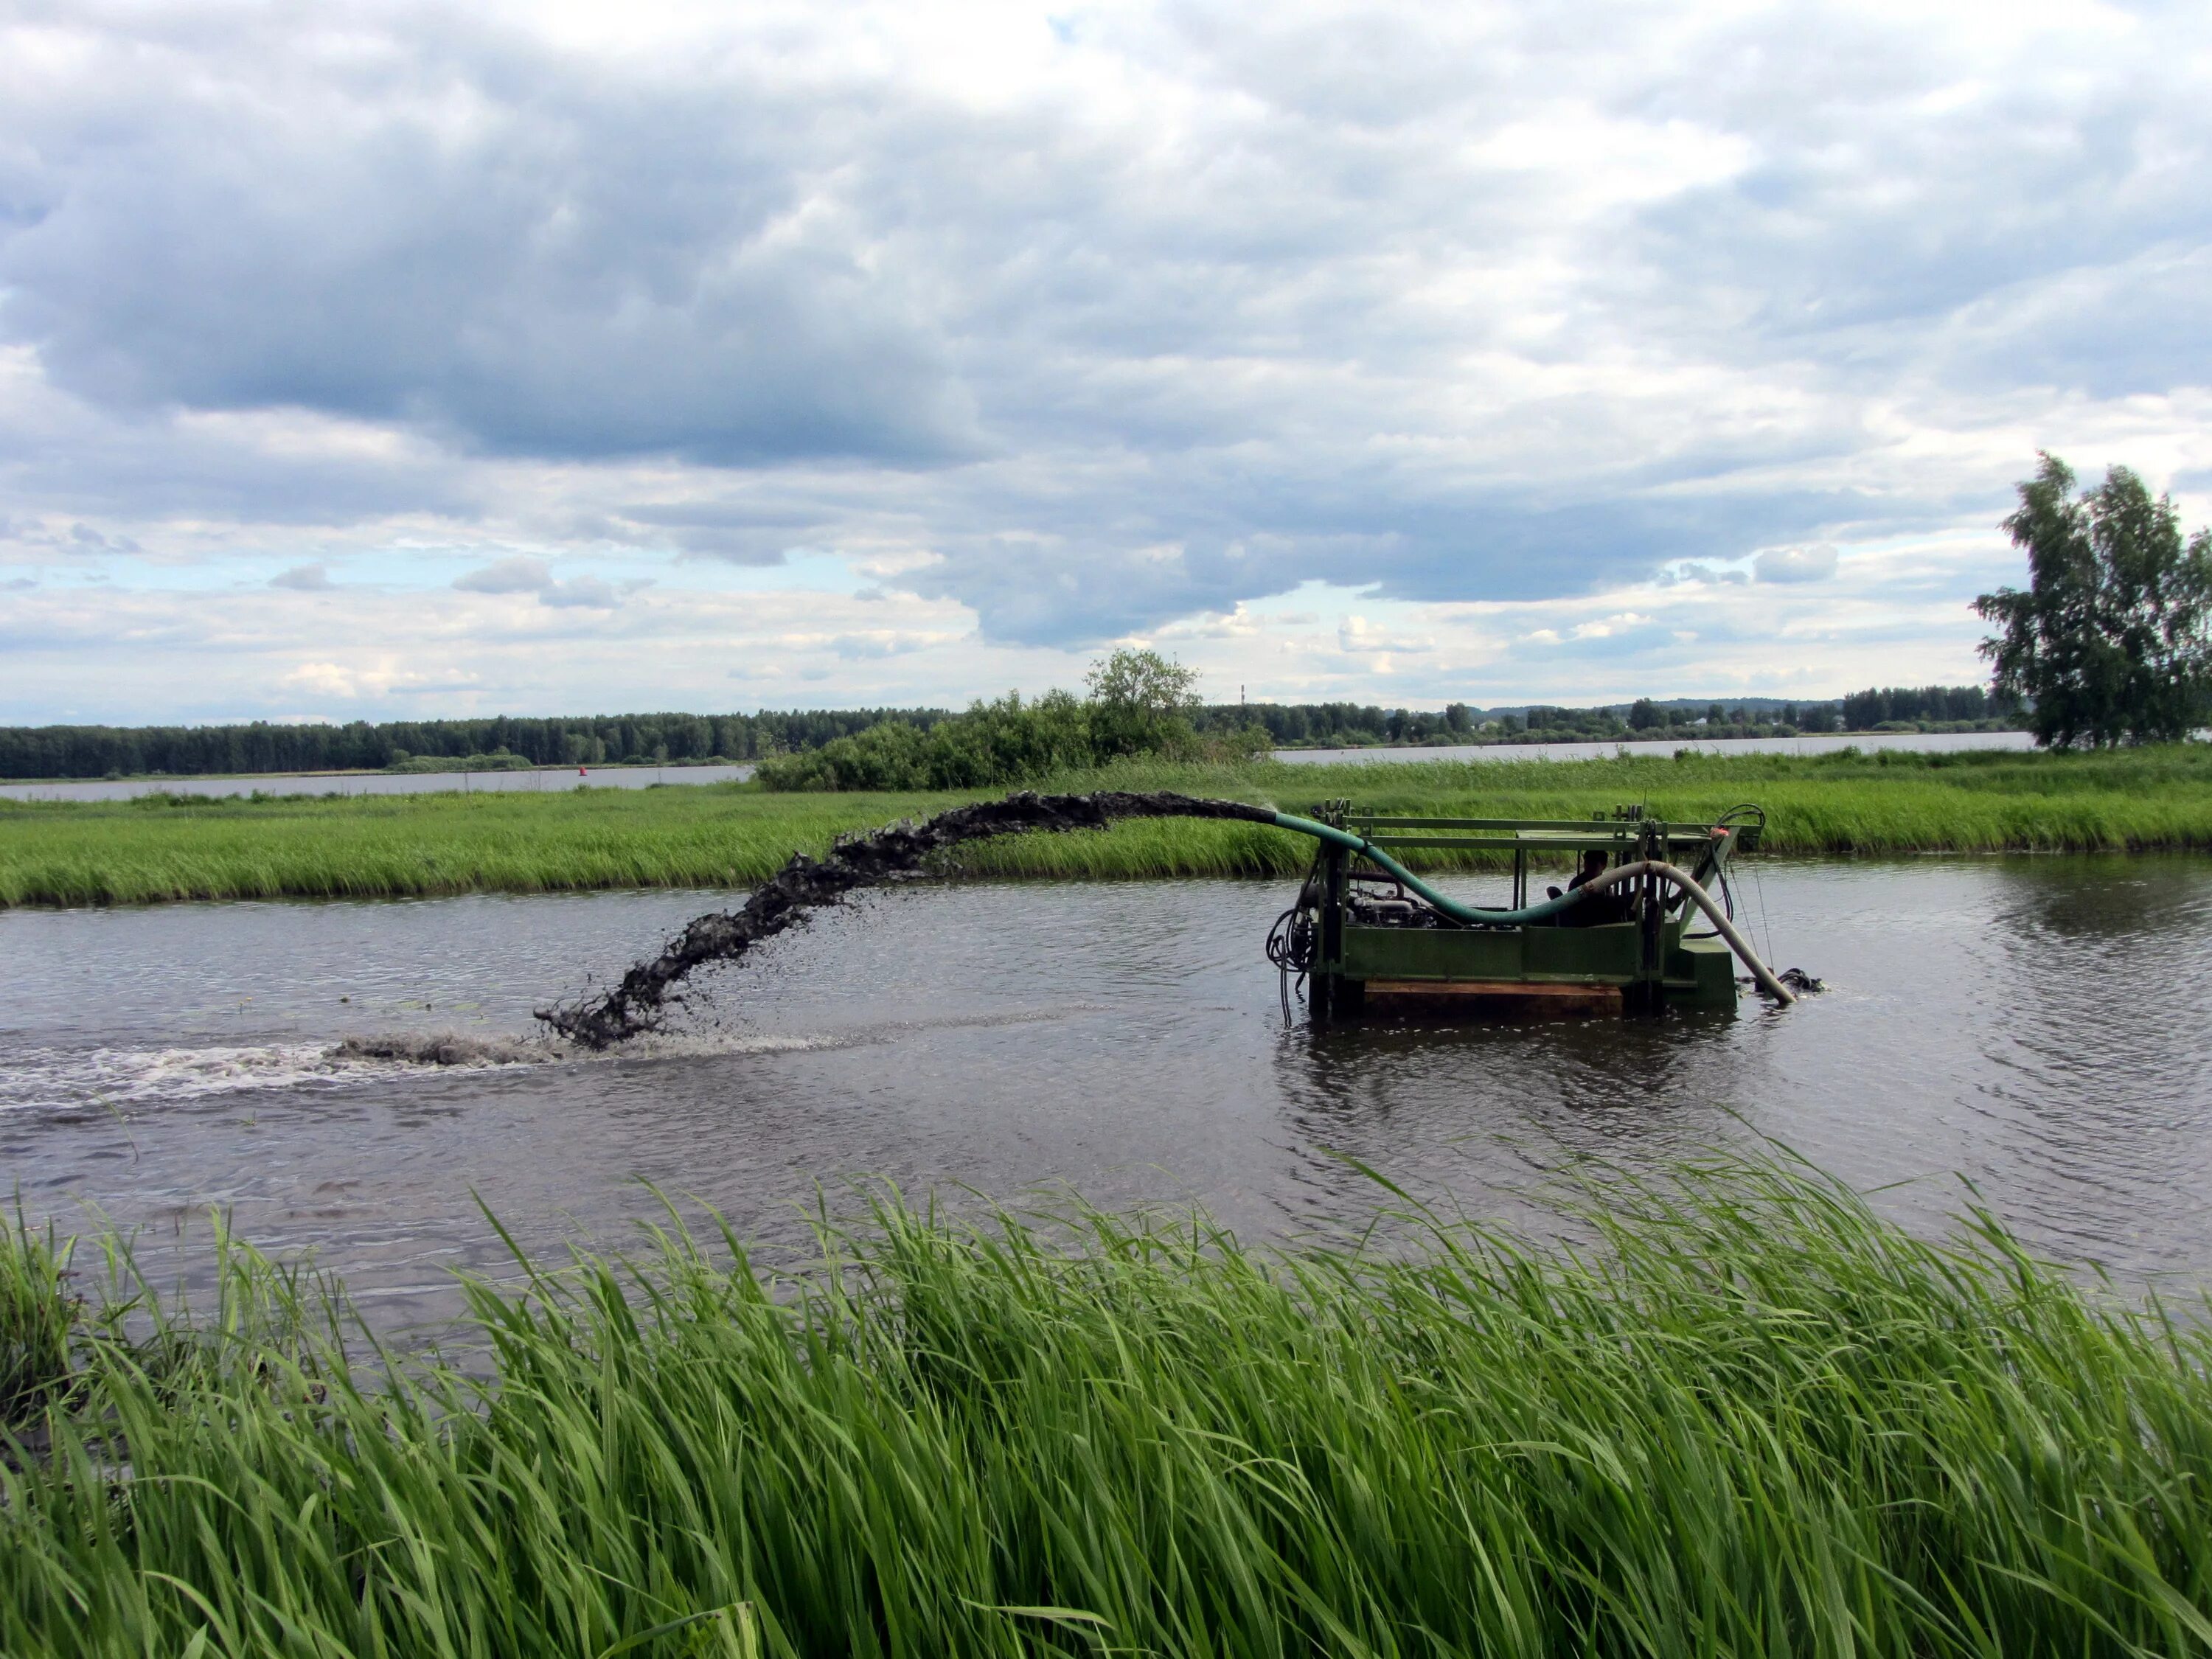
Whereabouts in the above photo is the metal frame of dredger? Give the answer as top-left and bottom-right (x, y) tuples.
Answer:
(1267, 804), (1789, 1018)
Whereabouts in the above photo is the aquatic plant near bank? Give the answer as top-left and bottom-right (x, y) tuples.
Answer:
(9, 745), (2212, 906)
(6, 1157), (2212, 1655)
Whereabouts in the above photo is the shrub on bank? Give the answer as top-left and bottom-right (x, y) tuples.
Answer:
(386, 747), (535, 774)
(757, 689), (1269, 791)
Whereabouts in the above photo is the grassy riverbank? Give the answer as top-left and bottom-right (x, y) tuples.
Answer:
(6, 1158), (2211, 1656)
(5, 745), (2211, 905)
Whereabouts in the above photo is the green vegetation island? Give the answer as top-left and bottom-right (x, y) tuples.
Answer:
(6, 745), (2211, 907)
(8, 1155), (2212, 1655)
(0, 683), (2014, 782)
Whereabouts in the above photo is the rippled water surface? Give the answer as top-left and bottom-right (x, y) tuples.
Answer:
(4, 857), (2210, 1323)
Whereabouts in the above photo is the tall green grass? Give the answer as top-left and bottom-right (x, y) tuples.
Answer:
(6, 1158), (2212, 1655)
(7, 745), (2212, 905)
(0, 1220), (74, 1426)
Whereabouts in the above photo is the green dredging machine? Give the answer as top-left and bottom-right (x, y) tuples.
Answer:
(1261, 801), (1788, 1017)
(540, 790), (1792, 1050)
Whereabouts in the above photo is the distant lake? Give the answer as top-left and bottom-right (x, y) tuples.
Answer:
(0, 762), (758, 802)
(1274, 730), (2037, 765)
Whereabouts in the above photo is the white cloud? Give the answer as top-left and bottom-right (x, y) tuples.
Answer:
(276, 658), (467, 701)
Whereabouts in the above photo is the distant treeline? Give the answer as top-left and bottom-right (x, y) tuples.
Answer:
(1199, 684), (2018, 748)
(1837, 685), (2006, 728)
(0, 710), (951, 781)
(0, 685), (2020, 780)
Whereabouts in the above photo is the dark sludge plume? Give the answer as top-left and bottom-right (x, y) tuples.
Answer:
(536, 790), (1279, 1049)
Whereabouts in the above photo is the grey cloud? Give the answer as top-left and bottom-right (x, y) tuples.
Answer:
(536, 575), (622, 610)
(610, 503), (825, 565)
(2, 18), (976, 468)
(1755, 543), (1840, 584)
(2, 577), (33, 591)
(270, 562), (333, 591)
(0, 514), (146, 555)
(65, 522), (139, 554)
(0, 334), (481, 531)
(619, 503), (824, 532)
(452, 557), (627, 609)
(887, 466), (1880, 644)
(453, 557), (556, 597)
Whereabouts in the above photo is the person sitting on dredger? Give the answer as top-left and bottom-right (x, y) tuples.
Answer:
(1548, 849), (1630, 925)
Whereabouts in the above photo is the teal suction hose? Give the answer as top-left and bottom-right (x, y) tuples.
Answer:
(1267, 813), (1795, 1005)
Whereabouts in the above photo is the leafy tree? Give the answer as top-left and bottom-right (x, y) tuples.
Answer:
(1975, 454), (2212, 747)
(1627, 698), (1661, 730)
(1085, 647), (1201, 758)
(1084, 648), (1200, 715)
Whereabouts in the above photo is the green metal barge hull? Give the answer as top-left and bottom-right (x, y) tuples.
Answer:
(1321, 919), (1739, 1017)
(1277, 805), (1764, 1020)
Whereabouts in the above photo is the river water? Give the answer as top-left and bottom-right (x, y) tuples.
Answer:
(4, 853), (2208, 1325)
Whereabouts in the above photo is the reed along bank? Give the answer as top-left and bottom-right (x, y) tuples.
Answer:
(7, 1155), (2212, 1658)
(7, 745), (2212, 906)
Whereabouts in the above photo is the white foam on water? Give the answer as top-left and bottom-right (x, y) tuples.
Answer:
(0, 1028), (850, 1114)
(0, 1032), (570, 1114)
(0, 1006), (1092, 1116)
(0, 1040), (428, 1113)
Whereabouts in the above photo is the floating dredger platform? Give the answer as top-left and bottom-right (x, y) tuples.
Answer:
(1264, 802), (1776, 1018)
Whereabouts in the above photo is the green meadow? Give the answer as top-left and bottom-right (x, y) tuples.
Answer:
(5, 745), (2212, 905)
(7, 1156), (2212, 1657)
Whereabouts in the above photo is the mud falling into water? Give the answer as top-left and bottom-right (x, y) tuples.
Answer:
(536, 790), (1279, 1048)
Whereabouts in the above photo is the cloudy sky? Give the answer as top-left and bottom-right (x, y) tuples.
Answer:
(3, 0), (2208, 723)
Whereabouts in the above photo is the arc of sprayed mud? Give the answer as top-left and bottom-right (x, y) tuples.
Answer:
(536, 790), (1279, 1048)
